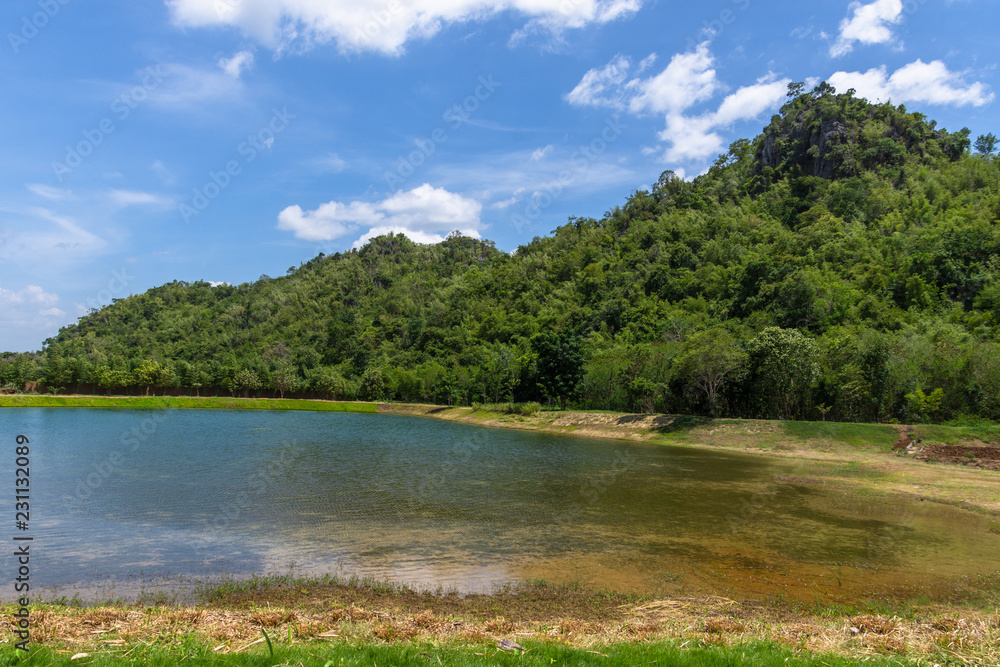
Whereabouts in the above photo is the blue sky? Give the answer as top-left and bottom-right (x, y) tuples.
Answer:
(1, 0), (997, 351)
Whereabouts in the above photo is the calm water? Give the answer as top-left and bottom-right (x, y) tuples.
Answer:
(1, 408), (997, 601)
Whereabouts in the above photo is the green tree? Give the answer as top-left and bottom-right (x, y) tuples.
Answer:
(360, 365), (386, 401)
(97, 367), (132, 396)
(974, 132), (997, 155)
(271, 366), (298, 399)
(134, 360), (169, 396)
(745, 327), (819, 419)
(677, 329), (747, 417)
(531, 331), (583, 410)
(231, 369), (262, 397)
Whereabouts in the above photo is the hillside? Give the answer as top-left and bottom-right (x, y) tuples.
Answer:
(4, 84), (1000, 424)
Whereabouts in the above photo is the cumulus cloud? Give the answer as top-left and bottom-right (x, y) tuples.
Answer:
(0, 285), (59, 308)
(829, 59), (994, 107)
(831, 0), (903, 57)
(0, 285), (66, 348)
(219, 50), (254, 77)
(167, 0), (642, 55)
(658, 114), (723, 163)
(277, 184), (482, 247)
(567, 45), (720, 116)
(627, 43), (718, 115)
(568, 45), (789, 163)
(564, 54), (631, 109)
(712, 78), (790, 125)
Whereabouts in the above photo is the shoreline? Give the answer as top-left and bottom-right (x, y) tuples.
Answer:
(3, 395), (999, 663)
(3, 394), (999, 515)
(5, 575), (999, 664)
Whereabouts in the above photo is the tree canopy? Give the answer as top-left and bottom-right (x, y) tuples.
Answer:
(5, 84), (1000, 425)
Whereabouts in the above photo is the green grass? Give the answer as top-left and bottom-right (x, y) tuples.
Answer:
(781, 421), (897, 450)
(470, 401), (542, 416)
(910, 419), (1000, 445)
(0, 395), (377, 413)
(0, 639), (923, 667)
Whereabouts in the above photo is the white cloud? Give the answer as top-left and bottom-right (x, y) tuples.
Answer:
(658, 77), (788, 161)
(2, 208), (108, 260)
(531, 145), (554, 161)
(0, 285), (66, 349)
(568, 45), (788, 164)
(659, 114), (722, 163)
(627, 43), (718, 115)
(566, 43), (721, 116)
(490, 192), (523, 209)
(27, 184), (73, 201)
(831, 0), (903, 57)
(148, 63), (243, 111)
(0, 285), (59, 308)
(167, 0), (643, 56)
(107, 189), (173, 207)
(351, 225), (471, 248)
(829, 59), (994, 107)
(712, 77), (789, 125)
(564, 55), (631, 109)
(636, 53), (657, 73)
(219, 50), (254, 78)
(315, 153), (348, 172)
(277, 184), (482, 247)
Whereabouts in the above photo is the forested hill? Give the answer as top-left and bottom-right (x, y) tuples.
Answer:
(6, 84), (1000, 424)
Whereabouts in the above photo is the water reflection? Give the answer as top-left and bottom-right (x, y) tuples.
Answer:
(0, 408), (996, 601)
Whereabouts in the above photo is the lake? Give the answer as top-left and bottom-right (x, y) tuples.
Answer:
(1, 408), (997, 602)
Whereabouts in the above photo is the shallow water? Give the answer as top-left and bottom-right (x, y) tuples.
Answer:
(1, 408), (997, 601)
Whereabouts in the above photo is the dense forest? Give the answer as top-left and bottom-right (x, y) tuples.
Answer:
(4, 84), (1000, 424)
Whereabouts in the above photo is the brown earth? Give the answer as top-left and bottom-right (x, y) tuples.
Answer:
(917, 443), (1000, 471)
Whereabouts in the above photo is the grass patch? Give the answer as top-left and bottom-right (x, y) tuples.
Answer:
(910, 421), (1000, 445)
(0, 639), (925, 667)
(198, 574), (641, 624)
(781, 421), (897, 450)
(0, 395), (377, 413)
(471, 401), (542, 416)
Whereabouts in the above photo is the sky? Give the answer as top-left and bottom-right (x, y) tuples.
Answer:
(0, 0), (997, 352)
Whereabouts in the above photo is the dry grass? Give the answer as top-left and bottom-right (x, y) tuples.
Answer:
(10, 593), (998, 663)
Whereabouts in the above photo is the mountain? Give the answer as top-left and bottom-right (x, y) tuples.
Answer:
(4, 84), (999, 424)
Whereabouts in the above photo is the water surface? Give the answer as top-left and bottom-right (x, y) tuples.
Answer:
(1, 408), (996, 601)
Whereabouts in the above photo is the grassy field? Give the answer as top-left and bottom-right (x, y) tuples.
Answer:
(0, 638), (935, 666)
(0, 394), (377, 413)
(5, 575), (998, 666)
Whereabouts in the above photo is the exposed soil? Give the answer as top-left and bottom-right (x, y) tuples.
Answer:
(917, 443), (1000, 471)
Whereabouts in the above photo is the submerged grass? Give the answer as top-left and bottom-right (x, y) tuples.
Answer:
(0, 395), (377, 413)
